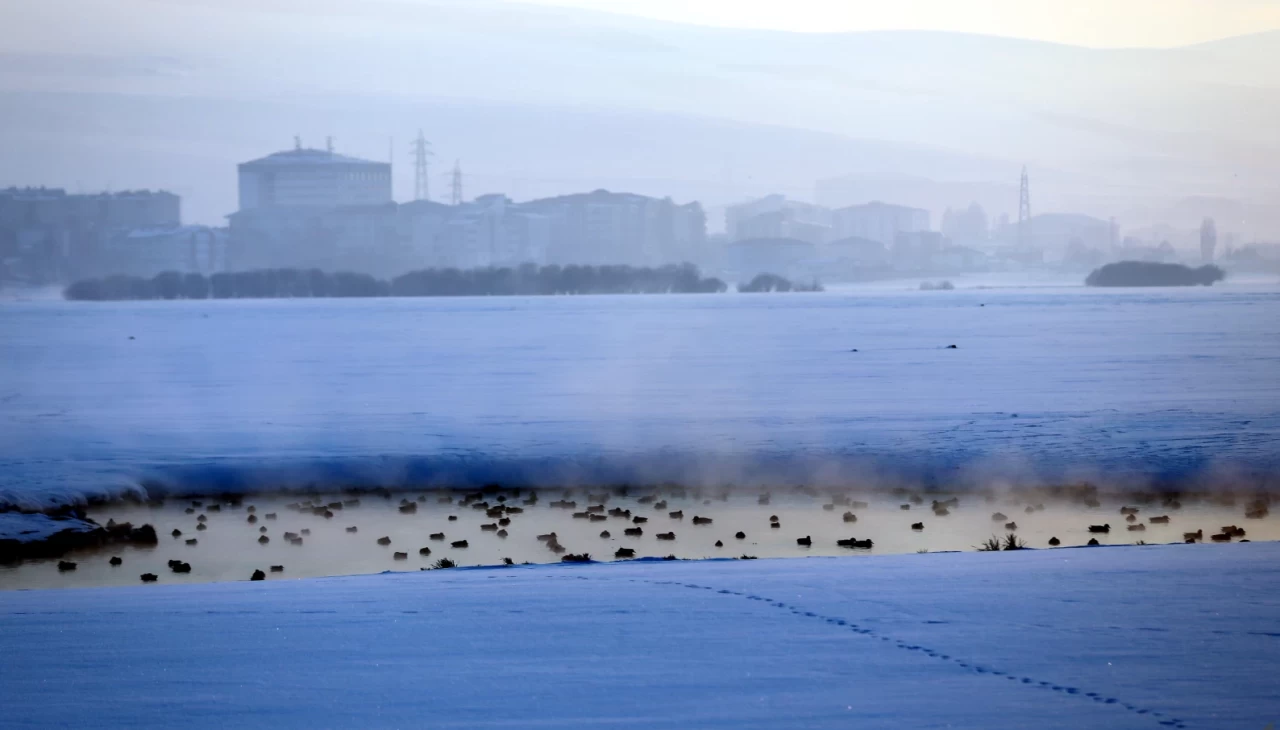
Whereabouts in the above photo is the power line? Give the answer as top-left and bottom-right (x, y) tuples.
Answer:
(450, 160), (463, 206)
(411, 129), (434, 202)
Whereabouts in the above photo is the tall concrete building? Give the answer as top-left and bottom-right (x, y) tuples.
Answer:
(228, 145), (399, 273)
(237, 147), (391, 210)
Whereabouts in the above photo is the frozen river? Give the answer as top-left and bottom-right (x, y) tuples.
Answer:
(2, 283), (1279, 511)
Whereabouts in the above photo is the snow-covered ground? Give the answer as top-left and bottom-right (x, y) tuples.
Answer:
(2, 285), (1278, 522)
(2, 543), (1277, 728)
(0, 512), (96, 544)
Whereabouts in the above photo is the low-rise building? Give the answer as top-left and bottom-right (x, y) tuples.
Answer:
(0, 187), (181, 282)
(831, 202), (930, 248)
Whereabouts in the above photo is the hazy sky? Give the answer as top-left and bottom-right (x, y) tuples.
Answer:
(514, 0), (1280, 47)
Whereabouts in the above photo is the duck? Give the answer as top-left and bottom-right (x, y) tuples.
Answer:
(377, 536), (392, 546)
(251, 569), (266, 581)
(692, 516), (712, 525)
(1048, 537), (1061, 546)
(452, 540), (469, 548)
(796, 536), (812, 547)
(911, 522), (924, 530)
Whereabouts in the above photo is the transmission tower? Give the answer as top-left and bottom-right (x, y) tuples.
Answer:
(450, 160), (463, 206)
(411, 130), (434, 201)
(1017, 165), (1032, 248)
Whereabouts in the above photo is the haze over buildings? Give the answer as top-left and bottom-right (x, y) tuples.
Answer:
(0, 0), (1277, 239)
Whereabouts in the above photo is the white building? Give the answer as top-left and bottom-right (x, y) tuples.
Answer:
(831, 202), (930, 247)
(725, 194), (832, 245)
(103, 225), (227, 277)
(237, 146), (392, 211)
(524, 190), (706, 266)
(398, 196), (552, 269)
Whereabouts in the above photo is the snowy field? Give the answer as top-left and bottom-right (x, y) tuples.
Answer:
(3, 284), (1279, 521)
(2, 543), (1278, 728)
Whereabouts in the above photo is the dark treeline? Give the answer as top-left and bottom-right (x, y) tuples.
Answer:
(1085, 261), (1226, 287)
(64, 264), (728, 301)
(737, 273), (824, 293)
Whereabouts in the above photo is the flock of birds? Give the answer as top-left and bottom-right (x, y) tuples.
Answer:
(49, 486), (1273, 582)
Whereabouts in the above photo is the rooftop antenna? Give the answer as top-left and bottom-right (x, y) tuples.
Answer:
(450, 159), (463, 206)
(411, 129), (434, 202)
(294, 135), (302, 151)
(1017, 165), (1031, 248)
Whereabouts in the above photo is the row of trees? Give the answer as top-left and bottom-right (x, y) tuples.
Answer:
(737, 273), (824, 293)
(1085, 261), (1226, 287)
(64, 264), (735, 301)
